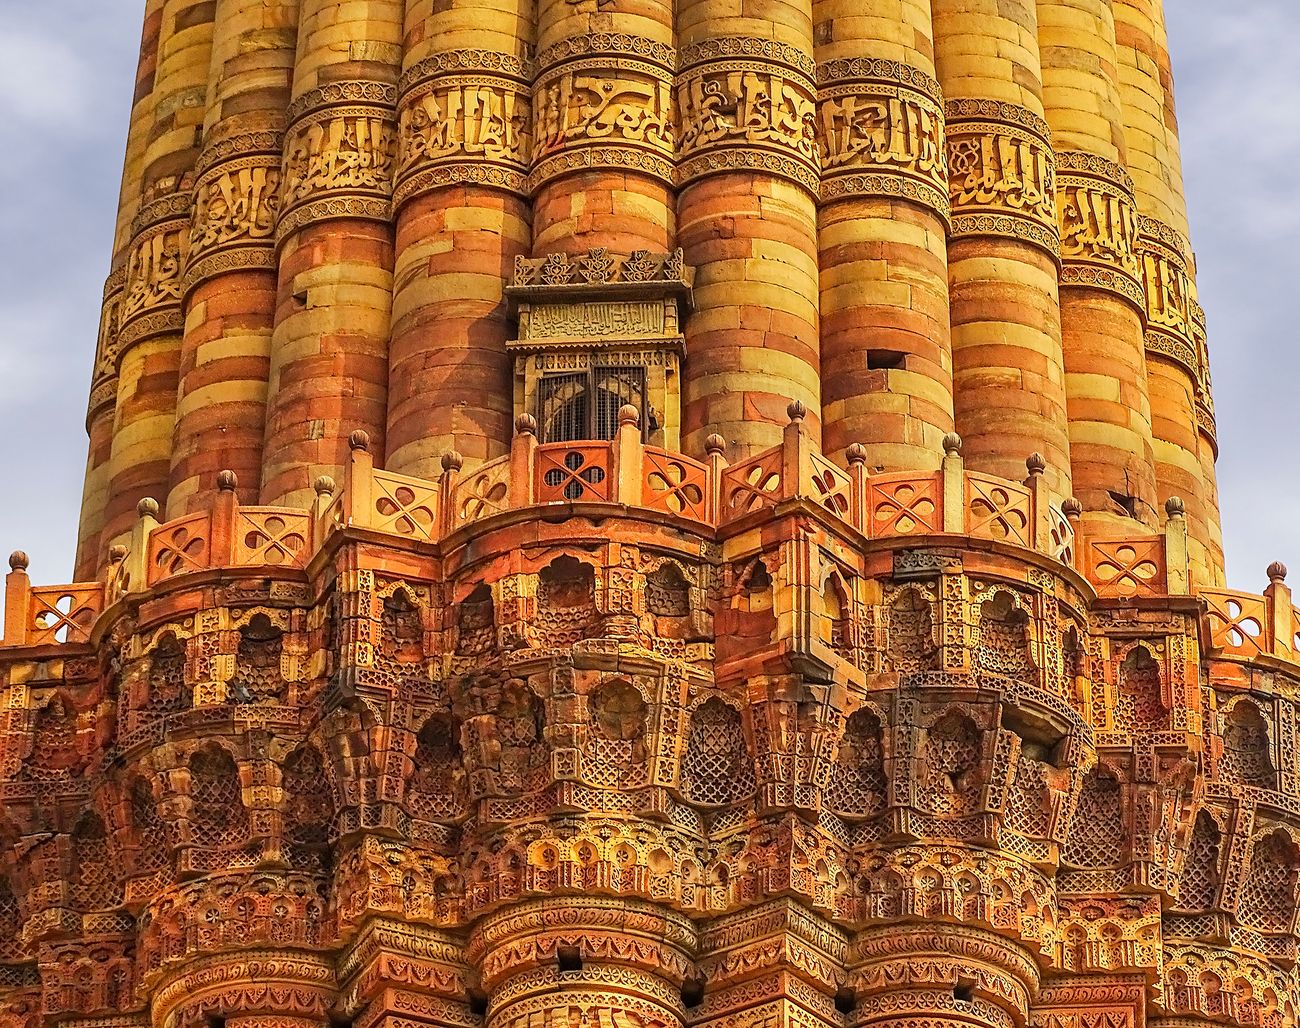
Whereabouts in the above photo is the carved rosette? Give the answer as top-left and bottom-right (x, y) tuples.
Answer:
(87, 265), (127, 425)
(183, 131), (284, 293)
(396, 49), (533, 207)
(1055, 151), (1144, 312)
(117, 190), (191, 350)
(815, 57), (949, 221)
(530, 33), (676, 191)
(677, 37), (820, 194)
(944, 99), (1060, 259)
(278, 80), (399, 239)
(1137, 216), (1215, 443)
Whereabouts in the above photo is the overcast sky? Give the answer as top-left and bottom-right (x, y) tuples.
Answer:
(0, 3), (1295, 591)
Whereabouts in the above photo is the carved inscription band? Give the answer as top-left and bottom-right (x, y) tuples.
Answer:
(677, 37), (818, 194)
(185, 131), (284, 293)
(944, 99), (1059, 259)
(816, 58), (948, 220)
(278, 81), (399, 239)
(118, 192), (190, 350)
(1055, 151), (1144, 312)
(397, 50), (532, 206)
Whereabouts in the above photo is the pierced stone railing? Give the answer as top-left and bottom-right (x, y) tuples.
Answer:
(1, 401), (1206, 649)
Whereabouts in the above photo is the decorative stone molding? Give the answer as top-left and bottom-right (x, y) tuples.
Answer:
(530, 35), (675, 191)
(676, 37), (819, 194)
(945, 99), (1060, 259)
(1055, 150), (1145, 312)
(277, 81), (399, 238)
(815, 57), (949, 219)
(396, 50), (532, 206)
(117, 193), (190, 345)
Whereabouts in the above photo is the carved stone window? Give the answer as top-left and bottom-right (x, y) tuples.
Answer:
(827, 708), (887, 818)
(230, 614), (284, 704)
(456, 583), (497, 657)
(1178, 811), (1222, 912)
(920, 711), (984, 817)
(282, 745), (334, 874)
(379, 590), (424, 666)
(1238, 830), (1300, 933)
(647, 563), (690, 618)
(975, 593), (1035, 677)
(0, 878), (19, 962)
(409, 714), (465, 821)
(70, 814), (122, 912)
(886, 587), (938, 672)
(1064, 770), (1126, 869)
(29, 694), (81, 773)
(537, 557), (597, 648)
(507, 248), (690, 450)
(188, 747), (249, 851)
(681, 698), (754, 806)
(584, 681), (649, 789)
(147, 633), (190, 713)
(129, 777), (170, 874)
(1221, 702), (1275, 788)
(1115, 646), (1166, 733)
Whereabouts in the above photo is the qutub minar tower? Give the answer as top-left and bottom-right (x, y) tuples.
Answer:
(4, 0), (1300, 1026)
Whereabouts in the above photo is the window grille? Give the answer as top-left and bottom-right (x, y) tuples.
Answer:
(539, 366), (647, 442)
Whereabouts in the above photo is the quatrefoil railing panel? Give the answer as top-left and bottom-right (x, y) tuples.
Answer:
(147, 513), (213, 586)
(867, 473), (941, 537)
(27, 584), (103, 646)
(233, 508), (312, 569)
(1201, 589), (1269, 658)
(370, 469), (441, 540)
(965, 474), (1033, 548)
(1085, 538), (1168, 599)
(452, 454), (512, 528)
(807, 451), (852, 519)
(721, 449), (784, 521)
(536, 443), (612, 503)
(643, 447), (709, 521)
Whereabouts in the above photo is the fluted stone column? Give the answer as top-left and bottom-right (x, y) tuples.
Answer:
(260, 0), (403, 507)
(101, 0), (214, 550)
(1114, 0), (1224, 585)
(814, 0), (955, 470)
(1037, 0), (1159, 532)
(75, 0), (167, 579)
(384, 1), (534, 477)
(168, 0), (299, 517)
(470, 900), (692, 1028)
(676, 3), (823, 456)
(931, 0), (1072, 501)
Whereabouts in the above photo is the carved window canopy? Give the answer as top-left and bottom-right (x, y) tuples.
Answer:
(506, 248), (693, 449)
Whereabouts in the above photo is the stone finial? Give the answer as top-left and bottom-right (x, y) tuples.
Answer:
(8, 551), (28, 572)
(442, 451), (464, 473)
(1164, 496), (1185, 518)
(137, 497), (160, 519)
(618, 404), (640, 428)
(349, 430), (371, 453)
(845, 442), (868, 466)
(705, 434), (726, 456)
(1026, 452), (1046, 477)
(216, 470), (238, 492)
(314, 475), (336, 497)
(515, 413), (538, 436)
(787, 400), (806, 423)
(942, 432), (962, 456)
(108, 545), (128, 563)
(1062, 497), (1083, 520)
(1268, 561), (1289, 584)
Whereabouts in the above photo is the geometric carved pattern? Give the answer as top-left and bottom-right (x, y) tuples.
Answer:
(919, 710), (983, 817)
(1063, 770), (1126, 869)
(680, 698), (754, 806)
(187, 747), (250, 851)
